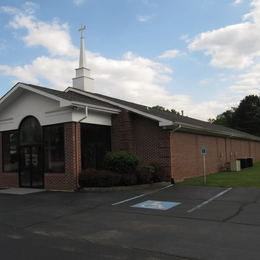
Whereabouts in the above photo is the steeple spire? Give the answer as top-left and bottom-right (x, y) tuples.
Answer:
(79, 25), (86, 68)
(72, 25), (94, 92)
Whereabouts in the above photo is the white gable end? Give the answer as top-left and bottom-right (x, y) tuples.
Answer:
(0, 90), (73, 131)
(0, 84), (116, 132)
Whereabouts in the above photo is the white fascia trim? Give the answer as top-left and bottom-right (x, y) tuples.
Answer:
(0, 82), (70, 108)
(0, 84), (20, 105)
(66, 87), (173, 126)
(70, 101), (120, 114)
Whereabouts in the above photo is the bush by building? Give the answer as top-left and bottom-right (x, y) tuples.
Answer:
(79, 152), (167, 187)
(104, 151), (140, 174)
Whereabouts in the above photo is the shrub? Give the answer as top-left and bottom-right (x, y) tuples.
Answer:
(137, 166), (154, 184)
(79, 169), (122, 187)
(120, 174), (137, 186)
(137, 163), (170, 183)
(104, 151), (140, 174)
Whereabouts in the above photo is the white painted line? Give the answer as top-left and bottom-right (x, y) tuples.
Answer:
(112, 184), (174, 206)
(187, 187), (232, 213)
(112, 194), (146, 206)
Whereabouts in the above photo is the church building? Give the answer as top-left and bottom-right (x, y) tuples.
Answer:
(0, 29), (260, 191)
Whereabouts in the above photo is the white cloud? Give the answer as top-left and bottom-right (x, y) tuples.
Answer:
(158, 49), (183, 59)
(229, 63), (260, 95)
(0, 3), (237, 121)
(73, 0), (87, 6)
(189, 0), (260, 70)
(137, 15), (152, 22)
(1, 5), (77, 57)
(233, 0), (243, 5)
(180, 34), (191, 43)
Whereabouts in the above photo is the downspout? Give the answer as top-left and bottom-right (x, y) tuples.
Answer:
(171, 124), (182, 133)
(78, 106), (88, 123)
(170, 124), (182, 184)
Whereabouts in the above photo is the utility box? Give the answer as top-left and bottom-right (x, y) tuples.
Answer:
(230, 160), (241, 172)
(237, 158), (253, 169)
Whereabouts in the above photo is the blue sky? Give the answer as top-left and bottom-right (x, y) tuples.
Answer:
(0, 0), (259, 120)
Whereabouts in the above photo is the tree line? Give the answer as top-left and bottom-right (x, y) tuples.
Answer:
(209, 95), (260, 137)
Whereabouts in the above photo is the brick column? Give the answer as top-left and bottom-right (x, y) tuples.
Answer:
(159, 129), (171, 181)
(111, 110), (135, 152)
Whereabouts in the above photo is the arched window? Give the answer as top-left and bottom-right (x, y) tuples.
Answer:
(19, 116), (42, 146)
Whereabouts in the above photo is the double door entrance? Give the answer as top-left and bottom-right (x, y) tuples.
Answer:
(19, 146), (43, 188)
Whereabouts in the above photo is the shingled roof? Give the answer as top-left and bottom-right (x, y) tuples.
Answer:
(23, 83), (116, 109)
(84, 91), (260, 141)
(19, 83), (260, 142)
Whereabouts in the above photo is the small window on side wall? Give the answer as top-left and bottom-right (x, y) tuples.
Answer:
(2, 131), (18, 172)
(44, 124), (65, 173)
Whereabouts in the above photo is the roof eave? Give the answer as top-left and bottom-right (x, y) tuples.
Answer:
(164, 122), (260, 141)
(66, 87), (173, 125)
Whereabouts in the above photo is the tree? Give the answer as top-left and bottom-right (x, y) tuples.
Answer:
(210, 107), (236, 128)
(152, 105), (180, 115)
(210, 95), (260, 136)
(232, 95), (260, 136)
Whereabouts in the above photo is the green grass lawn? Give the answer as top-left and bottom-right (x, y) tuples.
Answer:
(180, 162), (260, 188)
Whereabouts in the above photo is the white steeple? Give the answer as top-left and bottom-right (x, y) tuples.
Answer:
(72, 25), (94, 92)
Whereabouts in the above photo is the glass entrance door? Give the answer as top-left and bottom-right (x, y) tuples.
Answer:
(20, 146), (43, 188)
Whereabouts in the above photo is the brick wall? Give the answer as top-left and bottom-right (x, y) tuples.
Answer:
(111, 111), (172, 180)
(45, 122), (81, 191)
(171, 131), (260, 181)
(0, 132), (19, 188)
(1, 110), (260, 189)
(111, 110), (135, 152)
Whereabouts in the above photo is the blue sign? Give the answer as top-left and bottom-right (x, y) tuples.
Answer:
(200, 147), (207, 155)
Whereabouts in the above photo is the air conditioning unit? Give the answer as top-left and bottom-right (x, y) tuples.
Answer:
(230, 160), (241, 172)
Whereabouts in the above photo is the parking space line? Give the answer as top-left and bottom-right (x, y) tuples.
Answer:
(187, 187), (232, 213)
(112, 184), (174, 206)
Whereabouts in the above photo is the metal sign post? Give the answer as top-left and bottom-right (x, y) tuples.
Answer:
(200, 147), (207, 185)
(203, 154), (206, 184)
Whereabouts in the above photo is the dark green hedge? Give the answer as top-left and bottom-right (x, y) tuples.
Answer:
(104, 151), (140, 174)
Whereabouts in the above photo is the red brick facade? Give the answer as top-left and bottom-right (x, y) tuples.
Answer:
(111, 109), (260, 183)
(1, 109), (260, 190)
(111, 111), (172, 180)
(170, 132), (260, 181)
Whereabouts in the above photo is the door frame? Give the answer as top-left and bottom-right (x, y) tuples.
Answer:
(19, 145), (44, 188)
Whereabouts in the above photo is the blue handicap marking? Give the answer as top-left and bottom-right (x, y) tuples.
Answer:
(131, 200), (181, 211)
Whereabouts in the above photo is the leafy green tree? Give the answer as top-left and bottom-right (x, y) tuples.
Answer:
(210, 108), (236, 128)
(232, 95), (260, 136)
(210, 95), (260, 136)
(152, 105), (180, 115)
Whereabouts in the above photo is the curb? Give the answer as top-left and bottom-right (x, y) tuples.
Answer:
(80, 181), (171, 192)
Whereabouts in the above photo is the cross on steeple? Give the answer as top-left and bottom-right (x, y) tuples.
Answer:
(72, 24), (94, 92)
(79, 25), (86, 38)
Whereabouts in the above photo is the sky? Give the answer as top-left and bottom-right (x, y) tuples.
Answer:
(0, 0), (260, 120)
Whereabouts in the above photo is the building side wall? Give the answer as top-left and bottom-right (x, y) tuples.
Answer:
(171, 131), (260, 181)
(111, 111), (171, 180)
(45, 122), (81, 191)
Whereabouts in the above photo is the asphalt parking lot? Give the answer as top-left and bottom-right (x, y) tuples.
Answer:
(0, 184), (260, 260)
